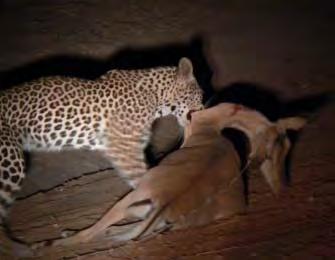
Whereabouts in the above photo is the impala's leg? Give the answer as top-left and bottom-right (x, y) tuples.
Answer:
(33, 189), (151, 248)
(112, 206), (160, 242)
(0, 125), (32, 258)
(141, 214), (170, 238)
(32, 194), (131, 248)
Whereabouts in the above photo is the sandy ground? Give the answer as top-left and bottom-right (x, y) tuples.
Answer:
(0, 0), (334, 258)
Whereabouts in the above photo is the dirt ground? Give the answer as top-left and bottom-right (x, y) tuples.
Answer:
(0, 0), (334, 259)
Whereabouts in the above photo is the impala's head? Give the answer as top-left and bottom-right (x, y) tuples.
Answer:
(252, 117), (306, 194)
(183, 102), (306, 194)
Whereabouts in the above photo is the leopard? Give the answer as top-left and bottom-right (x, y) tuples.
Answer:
(0, 57), (203, 255)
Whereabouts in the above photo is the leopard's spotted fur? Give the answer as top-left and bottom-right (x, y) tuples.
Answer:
(0, 57), (203, 224)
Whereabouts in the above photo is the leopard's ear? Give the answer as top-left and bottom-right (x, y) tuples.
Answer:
(177, 57), (193, 82)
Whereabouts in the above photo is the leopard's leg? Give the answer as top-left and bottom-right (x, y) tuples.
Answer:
(105, 135), (149, 188)
(0, 124), (33, 258)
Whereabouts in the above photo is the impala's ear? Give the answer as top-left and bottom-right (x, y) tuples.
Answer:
(277, 117), (307, 131)
(177, 57), (193, 82)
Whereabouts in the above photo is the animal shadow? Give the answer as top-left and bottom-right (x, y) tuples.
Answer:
(0, 35), (214, 100)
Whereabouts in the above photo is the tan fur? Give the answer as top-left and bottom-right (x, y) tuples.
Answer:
(32, 103), (305, 250)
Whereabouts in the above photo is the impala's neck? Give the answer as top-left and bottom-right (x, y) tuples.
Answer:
(189, 103), (273, 158)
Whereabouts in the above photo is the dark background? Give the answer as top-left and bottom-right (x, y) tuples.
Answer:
(0, 0), (334, 258)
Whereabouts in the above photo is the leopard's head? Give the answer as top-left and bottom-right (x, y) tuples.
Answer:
(170, 57), (204, 127)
